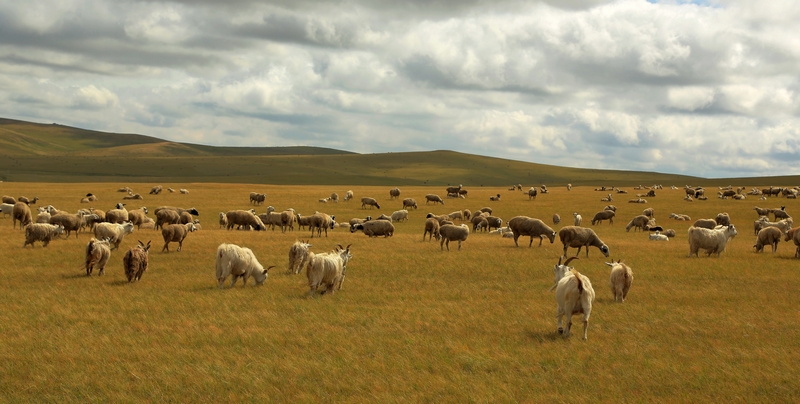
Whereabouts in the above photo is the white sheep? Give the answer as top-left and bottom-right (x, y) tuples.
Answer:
(1, 202), (15, 218)
(648, 231), (669, 241)
(438, 224), (470, 251)
(180, 188), (189, 194)
(389, 188), (401, 199)
(305, 244), (352, 296)
(755, 217), (793, 235)
(600, 193), (613, 202)
(288, 240), (312, 274)
(161, 223), (197, 252)
(219, 212), (228, 229)
(391, 209), (409, 222)
(23, 223), (65, 247)
(548, 256), (595, 340)
(94, 221), (135, 250)
(361, 197), (381, 210)
(558, 226), (610, 257)
(687, 225), (738, 257)
(754, 227), (782, 253)
(606, 260), (633, 302)
(85, 237), (112, 276)
(344, 190), (354, 202)
(573, 212), (582, 226)
(215, 243), (274, 288)
(123, 240), (151, 282)
(508, 216), (556, 247)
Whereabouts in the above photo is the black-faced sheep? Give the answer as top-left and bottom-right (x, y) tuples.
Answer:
(484, 216), (503, 232)
(548, 256), (595, 340)
(13, 202), (32, 230)
(687, 225), (738, 257)
(591, 210), (615, 225)
(489, 194), (501, 201)
(361, 197), (381, 210)
(84, 237), (112, 276)
(226, 210), (266, 231)
(607, 260), (633, 303)
(106, 203), (129, 224)
(389, 188), (401, 199)
(123, 240), (151, 282)
(508, 216), (556, 247)
(423, 218), (441, 241)
(161, 223), (197, 252)
(23, 223), (65, 248)
(402, 198), (417, 210)
(558, 226), (610, 258)
(438, 224), (469, 251)
(305, 244), (352, 296)
(754, 227), (782, 253)
(625, 215), (651, 232)
(351, 220), (394, 238)
(425, 194), (444, 205)
(216, 243), (273, 288)
(288, 240), (312, 274)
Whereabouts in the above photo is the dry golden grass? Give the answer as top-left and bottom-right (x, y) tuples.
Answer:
(0, 182), (798, 402)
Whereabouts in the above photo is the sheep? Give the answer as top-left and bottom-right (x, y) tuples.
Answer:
(140, 217), (155, 230)
(693, 219), (718, 229)
(305, 244), (352, 296)
(18, 196), (39, 205)
(607, 260), (633, 302)
(307, 212), (335, 238)
(155, 209), (181, 230)
(425, 194), (445, 205)
(288, 240), (313, 274)
(90, 208), (106, 222)
(179, 188), (189, 194)
(477, 207), (493, 215)
(161, 223), (197, 252)
(154, 206), (200, 217)
(649, 231), (669, 241)
(49, 212), (86, 239)
(771, 207), (791, 220)
(126, 207), (149, 230)
(106, 203), (129, 224)
(662, 229), (676, 238)
(625, 215), (651, 232)
(754, 227), (782, 253)
(226, 210), (266, 231)
(629, 198), (648, 204)
(558, 226), (610, 257)
(670, 213), (691, 221)
(361, 197), (381, 210)
(279, 209), (296, 232)
(117, 187), (132, 193)
(2, 195), (17, 204)
(471, 215), (489, 232)
(687, 225), (738, 257)
(12, 202), (32, 229)
(349, 216), (372, 226)
(591, 210), (616, 225)
(343, 190), (354, 202)
(36, 211), (51, 224)
(84, 237), (112, 276)
(149, 185), (163, 195)
(573, 212), (582, 226)
(1, 202), (14, 218)
(784, 227), (800, 257)
(447, 210), (466, 221)
(257, 210), (283, 231)
(438, 224), (470, 251)
(94, 221), (135, 250)
(508, 216), (556, 247)
(218, 212), (228, 229)
(389, 187), (401, 199)
(402, 198), (418, 210)
(552, 214), (561, 225)
(462, 209), (472, 220)
(548, 256), (594, 340)
(489, 194), (501, 201)
(567, 183), (572, 191)
(755, 217), (793, 235)
(122, 193), (143, 200)
(527, 187), (538, 200)
(483, 216), (503, 232)
(753, 206), (770, 216)
(446, 192), (463, 199)
(376, 213), (392, 222)
(249, 192), (266, 205)
(23, 223), (65, 248)
(642, 208), (654, 218)
(351, 220), (394, 238)
(391, 209), (409, 222)
(123, 240), (151, 282)
(215, 243), (274, 288)
(600, 194), (613, 202)
(715, 212), (731, 226)
(459, 189), (468, 198)
(423, 218), (441, 241)
(318, 197), (330, 203)
(167, 188), (175, 193)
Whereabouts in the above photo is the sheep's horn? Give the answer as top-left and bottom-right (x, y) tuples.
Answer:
(557, 256), (562, 266)
(563, 257), (578, 266)
(265, 265), (276, 273)
(345, 244), (352, 250)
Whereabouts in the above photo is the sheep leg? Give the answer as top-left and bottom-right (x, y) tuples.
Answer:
(538, 236), (545, 247)
(457, 240), (462, 251)
(177, 240), (183, 252)
(162, 242), (170, 253)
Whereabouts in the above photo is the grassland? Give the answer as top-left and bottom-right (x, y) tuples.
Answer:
(0, 182), (798, 402)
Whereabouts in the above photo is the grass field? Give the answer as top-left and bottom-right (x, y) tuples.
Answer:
(1, 182), (799, 402)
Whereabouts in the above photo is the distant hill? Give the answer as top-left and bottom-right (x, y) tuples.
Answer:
(0, 117), (795, 186)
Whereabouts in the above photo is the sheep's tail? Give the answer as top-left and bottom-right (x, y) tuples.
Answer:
(570, 269), (584, 293)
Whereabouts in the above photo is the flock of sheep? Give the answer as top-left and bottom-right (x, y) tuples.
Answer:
(4, 181), (799, 339)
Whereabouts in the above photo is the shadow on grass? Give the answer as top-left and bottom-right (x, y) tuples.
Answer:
(526, 329), (563, 343)
(61, 273), (91, 280)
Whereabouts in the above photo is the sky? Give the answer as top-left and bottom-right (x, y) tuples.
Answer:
(1, 0), (799, 178)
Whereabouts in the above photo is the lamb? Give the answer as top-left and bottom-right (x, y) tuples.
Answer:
(305, 244), (352, 296)
(161, 223), (197, 252)
(12, 202), (32, 229)
(94, 221), (135, 250)
(219, 212), (228, 229)
(553, 214), (561, 225)
(149, 185), (163, 195)
(123, 240), (151, 282)
(649, 231), (669, 241)
(489, 194), (501, 201)
(226, 210), (266, 231)
(425, 194), (445, 205)
(573, 212), (582, 226)
(23, 223), (65, 248)
(548, 256), (595, 340)
(753, 227), (782, 253)
(308, 212), (336, 238)
(344, 190), (354, 201)
(527, 187), (538, 200)
(715, 212), (731, 226)
(288, 240), (312, 274)
(692, 219), (718, 229)
(607, 260), (633, 302)
(423, 218), (441, 241)
(215, 243), (274, 288)
(558, 226), (610, 257)
(508, 216), (557, 247)
(127, 207), (149, 230)
(438, 224), (470, 251)
(351, 220), (395, 238)
(391, 209), (409, 222)
(84, 237), (112, 276)
(361, 197), (381, 210)
(402, 198), (418, 210)
(687, 225), (738, 257)
(155, 209), (181, 230)
(49, 212), (86, 239)
(625, 215), (651, 232)
(642, 208), (654, 218)
(591, 210), (616, 225)
(389, 187), (401, 199)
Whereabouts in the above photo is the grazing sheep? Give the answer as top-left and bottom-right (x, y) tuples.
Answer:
(49, 212), (86, 239)
(754, 227), (782, 253)
(558, 226), (610, 257)
(123, 240), (151, 282)
(527, 187), (538, 200)
(361, 197), (381, 210)
(402, 198), (417, 210)
(23, 223), (65, 248)
(447, 210), (466, 221)
(784, 227), (800, 258)
(389, 187), (401, 199)
(288, 240), (312, 274)
(687, 225), (738, 257)
(607, 260), (633, 302)
(438, 224), (470, 251)
(84, 237), (112, 276)
(258, 210), (283, 231)
(715, 212), (731, 226)
(391, 209), (409, 222)
(215, 243), (274, 288)
(226, 210), (266, 231)
(219, 212), (228, 229)
(573, 212), (582, 226)
(548, 256), (595, 340)
(161, 223), (197, 252)
(309, 212), (336, 238)
(625, 215), (651, 232)
(305, 244), (352, 296)
(351, 220), (395, 238)
(642, 208), (654, 218)
(149, 185), (163, 195)
(591, 210), (616, 225)
(663, 229), (677, 238)
(553, 214), (561, 225)
(12, 202), (32, 229)
(508, 216), (556, 247)
(127, 207), (149, 230)
(477, 207), (493, 215)
(94, 221), (135, 250)
(649, 231), (669, 241)
(250, 192), (267, 205)
(425, 194), (445, 205)
(770, 207), (790, 220)
(155, 209), (181, 230)
(692, 219), (717, 230)
(279, 209), (296, 232)
(471, 215), (489, 232)
(344, 190), (354, 202)
(423, 218), (441, 241)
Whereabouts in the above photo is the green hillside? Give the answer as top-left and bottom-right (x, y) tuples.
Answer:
(0, 117), (795, 186)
